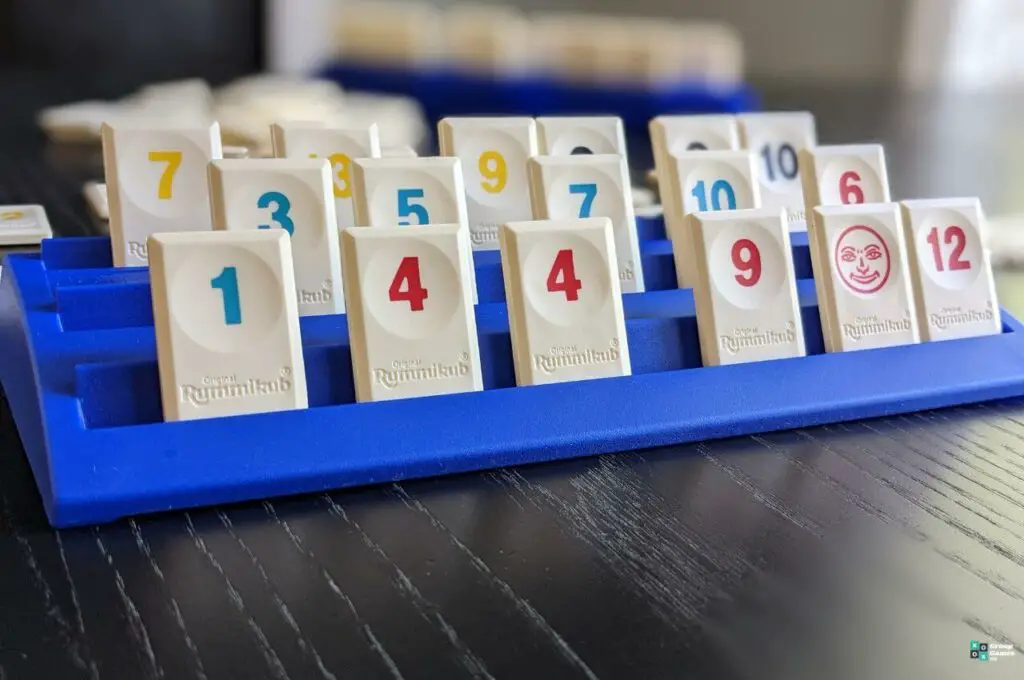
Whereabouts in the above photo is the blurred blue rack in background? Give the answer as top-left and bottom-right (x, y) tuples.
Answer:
(320, 61), (761, 129)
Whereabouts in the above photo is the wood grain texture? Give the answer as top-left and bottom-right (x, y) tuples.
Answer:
(3, 395), (1024, 680)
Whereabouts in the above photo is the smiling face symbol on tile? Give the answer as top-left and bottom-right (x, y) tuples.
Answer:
(834, 224), (891, 295)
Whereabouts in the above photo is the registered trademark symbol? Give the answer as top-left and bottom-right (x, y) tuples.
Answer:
(281, 367), (291, 377)
(610, 338), (619, 349)
(460, 352), (469, 361)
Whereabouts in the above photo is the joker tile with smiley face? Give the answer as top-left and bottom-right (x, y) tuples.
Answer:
(811, 203), (920, 352)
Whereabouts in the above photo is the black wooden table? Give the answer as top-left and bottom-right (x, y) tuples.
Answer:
(1, 83), (1023, 680)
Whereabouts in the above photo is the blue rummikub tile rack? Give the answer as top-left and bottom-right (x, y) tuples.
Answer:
(319, 62), (761, 128)
(3, 221), (1024, 528)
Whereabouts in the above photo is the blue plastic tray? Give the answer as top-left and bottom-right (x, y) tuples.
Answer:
(319, 62), (761, 129)
(3, 219), (1024, 528)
